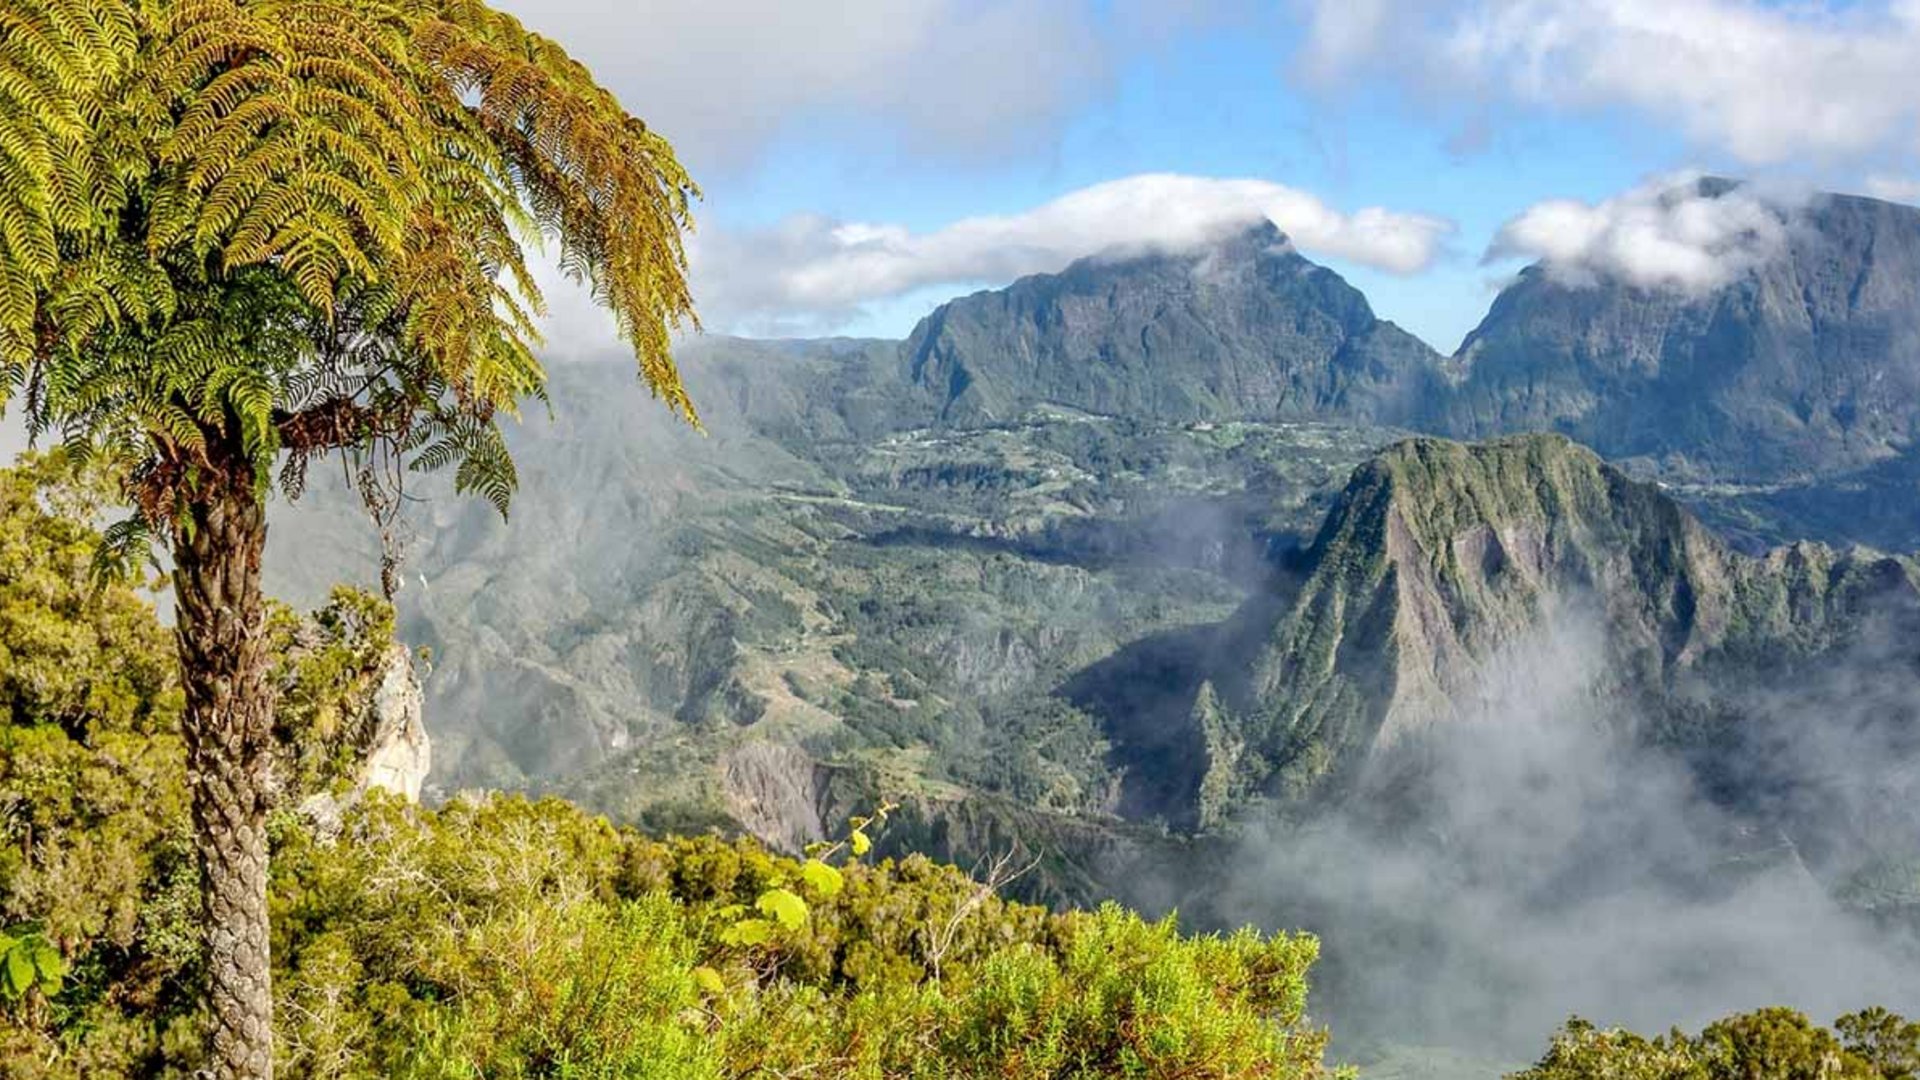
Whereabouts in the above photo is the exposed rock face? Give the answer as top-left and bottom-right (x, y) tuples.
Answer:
(1438, 186), (1920, 481)
(903, 221), (1444, 427)
(721, 742), (830, 852)
(296, 644), (431, 839)
(358, 643), (431, 803)
(1209, 435), (1920, 806)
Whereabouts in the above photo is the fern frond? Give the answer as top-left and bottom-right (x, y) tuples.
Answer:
(8, 0), (698, 529)
(450, 417), (515, 518)
(93, 513), (156, 584)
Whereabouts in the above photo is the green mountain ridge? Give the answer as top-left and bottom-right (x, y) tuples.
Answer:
(1220, 435), (1919, 809)
(268, 352), (1403, 869)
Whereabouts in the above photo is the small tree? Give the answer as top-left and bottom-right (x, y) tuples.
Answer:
(0, 3), (699, 1077)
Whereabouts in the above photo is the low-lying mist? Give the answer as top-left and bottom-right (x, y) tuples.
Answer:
(1209, 607), (1920, 1060)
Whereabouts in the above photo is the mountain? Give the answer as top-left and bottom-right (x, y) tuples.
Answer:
(245, 200), (1920, 1053)
(265, 202), (1920, 897)
(265, 217), (1469, 824)
(1194, 434), (1920, 812)
(903, 221), (1445, 428)
(1438, 183), (1920, 487)
(895, 187), (1920, 516)
(889, 194), (1920, 546)
(265, 345), (1406, 865)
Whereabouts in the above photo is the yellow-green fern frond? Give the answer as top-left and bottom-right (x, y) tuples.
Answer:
(4, 0), (699, 530)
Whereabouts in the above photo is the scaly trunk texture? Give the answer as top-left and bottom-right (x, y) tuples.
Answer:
(173, 466), (275, 1080)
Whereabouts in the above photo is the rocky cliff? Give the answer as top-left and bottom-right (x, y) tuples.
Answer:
(297, 642), (432, 839)
(357, 643), (431, 803)
(1203, 434), (1920, 809)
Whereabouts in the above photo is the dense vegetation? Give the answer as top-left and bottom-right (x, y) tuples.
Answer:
(6, 786), (1338, 1079)
(0, 455), (1336, 1078)
(4, 382), (1919, 1080)
(3, 2), (701, 1072)
(1515, 1009), (1920, 1080)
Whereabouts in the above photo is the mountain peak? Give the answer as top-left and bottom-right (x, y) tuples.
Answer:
(900, 220), (1440, 427)
(1684, 174), (1744, 201)
(1441, 180), (1920, 482)
(1204, 432), (1917, 808)
(1031, 219), (1295, 293)
(1198, 216), (1290, 260)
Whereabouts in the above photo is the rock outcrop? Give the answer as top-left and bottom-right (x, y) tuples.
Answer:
(297, 644), (431, 840)
(357, 643), (431, 803)
(721, 742), (829, 852)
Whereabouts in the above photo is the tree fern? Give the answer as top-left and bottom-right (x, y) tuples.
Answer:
(0, 3), (699, 1075)
(2, 0), (699, 525)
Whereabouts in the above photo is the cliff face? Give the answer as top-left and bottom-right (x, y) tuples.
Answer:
(902, 221), (1444, 428)
(297, 643), (432, 840)
(357, 643), (431, 804)
(1438, 188), (1920, 482)
(1211, 435), (1920, 807)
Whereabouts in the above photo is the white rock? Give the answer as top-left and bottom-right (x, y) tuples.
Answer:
(358, 643), (431, 803)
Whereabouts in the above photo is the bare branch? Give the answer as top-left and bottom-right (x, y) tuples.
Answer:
(924, 847), (1041, 984)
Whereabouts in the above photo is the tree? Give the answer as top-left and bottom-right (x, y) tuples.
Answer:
(0, 3), (699, 1076)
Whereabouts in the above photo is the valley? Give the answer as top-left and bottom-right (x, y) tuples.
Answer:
(16, 8), (1920, 1076)
(264, 181), (1920, 1053)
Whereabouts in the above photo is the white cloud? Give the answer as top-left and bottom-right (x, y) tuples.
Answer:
(1865, 175), (1920, 204)
(1297, 0), (1397, 81)
(490, 0), (1215, 171)
(685, 173), (1455, 335)
(523, 253), (625, 361)
(1487, 174), (1799, 293)
(1298, 0), (1920, 167)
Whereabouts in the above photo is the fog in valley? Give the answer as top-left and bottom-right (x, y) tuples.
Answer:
(1211, 607), (1920, 1060)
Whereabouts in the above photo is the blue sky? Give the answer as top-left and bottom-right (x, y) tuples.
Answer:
(494, 1), (1920, 356)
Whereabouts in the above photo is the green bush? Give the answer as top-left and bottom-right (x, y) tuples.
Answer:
(5, 770), (1336, 1078)
(399, 896), (715, 1080)
(1514, 1008), (1920, 1080)
(257, 794), (1333, 1079)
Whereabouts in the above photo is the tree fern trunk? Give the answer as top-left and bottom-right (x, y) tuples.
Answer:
(173, 474), (275, 1080)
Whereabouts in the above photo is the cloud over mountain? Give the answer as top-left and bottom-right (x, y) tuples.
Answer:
(1867, 175), (1920, 204)
(1486, 175), (1799, 293)
(688, 174), (1455, 334)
